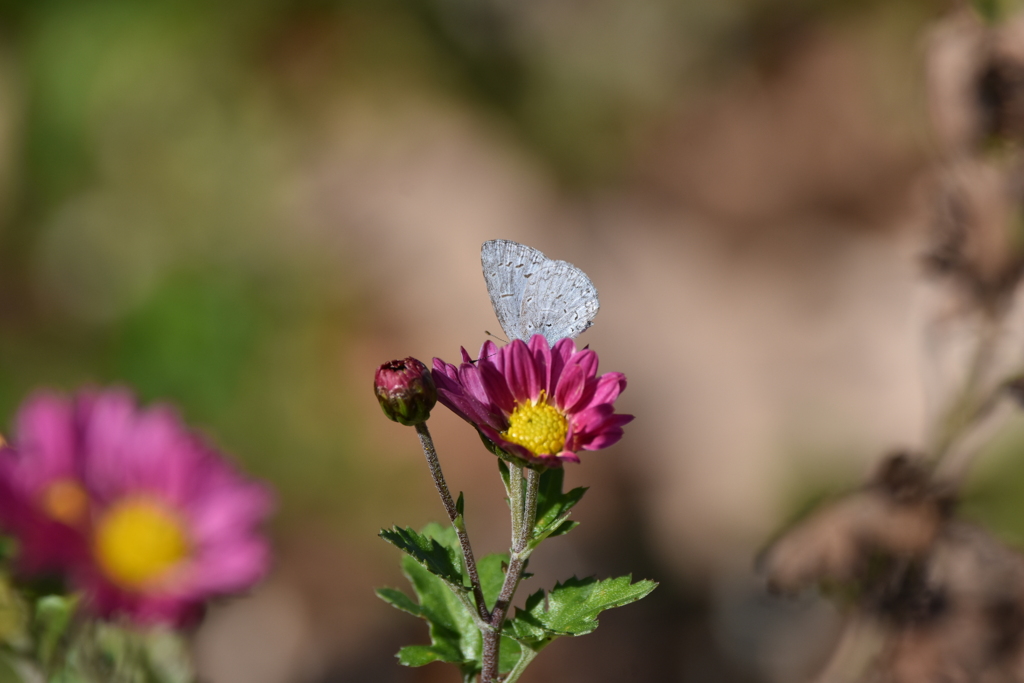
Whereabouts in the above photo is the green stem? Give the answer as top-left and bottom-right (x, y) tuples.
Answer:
(414, 423), (489, 622)
(481, 467), (541, 683)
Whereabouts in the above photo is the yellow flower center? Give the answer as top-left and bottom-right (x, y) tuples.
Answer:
(40, 479), (89, 526)
(94, 498), (190, 591)
(502, 393), (568, 455)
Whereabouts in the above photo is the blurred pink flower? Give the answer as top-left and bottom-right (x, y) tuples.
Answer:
(0, 393), (92, 574)
(433, 335), (633, 467)
(0, 388), (273, 626)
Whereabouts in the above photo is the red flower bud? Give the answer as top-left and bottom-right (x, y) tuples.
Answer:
(374, 358), (437, 426)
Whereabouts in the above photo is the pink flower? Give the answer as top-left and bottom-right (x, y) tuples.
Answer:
(432, 335), (633, 467)
(0, 393), (92, 574)
(0, 388), (274, 626)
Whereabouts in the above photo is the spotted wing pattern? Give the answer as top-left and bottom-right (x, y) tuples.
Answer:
(481, 239), (600, 344)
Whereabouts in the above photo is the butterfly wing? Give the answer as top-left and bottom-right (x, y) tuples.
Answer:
(518, 257), (600, 343)
(481, 239), (548, 342)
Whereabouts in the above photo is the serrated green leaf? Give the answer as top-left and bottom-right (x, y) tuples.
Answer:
(379, 525), (463, 586)
(397, 555), (481, 669)
(509, 575), (657, 645)
(376, 587), (423, 618)
(379, 531), (528, 676)
(530, 468), (586, 546)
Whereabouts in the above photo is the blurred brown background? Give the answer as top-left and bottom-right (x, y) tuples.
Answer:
(3, 0), (1024, 681)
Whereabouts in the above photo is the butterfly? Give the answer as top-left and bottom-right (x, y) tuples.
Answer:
(481, 239), (600, 345)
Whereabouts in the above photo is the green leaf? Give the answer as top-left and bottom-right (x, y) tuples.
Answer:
(379, 539), (525, 676)
(376, 587), (423, 619)
(508, 575), (657, 647)
(397, 644), (449, 667)
(393, 554), (480, 669)
(379, 524), (463, 586)
(498, 632), (522, 674)
(547, 519), (579, 539)
(530, 468), (586, 547)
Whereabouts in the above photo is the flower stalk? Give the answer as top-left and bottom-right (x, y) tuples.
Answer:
(414, 422), (489, 622)
(481, 465), (540, 683)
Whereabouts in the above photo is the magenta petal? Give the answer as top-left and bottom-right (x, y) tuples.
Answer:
(591, 373), (627, 406)
(567, 349), (599, 380)
(548, 338), (575, 390)
(189, 481), (275, 543)
(187, 539), (271, 593)
(479, 361), (515, 415)
(480, 340), (502, 371)
(15, 393), (77, 486)
(582, 428), (624, 450)
(79, 390), (139, 500)
(457, 362), (491, 407)
(572, 403), (615, 436)
(434, 359), (504, 429)
(432, 358), (458, 381)
(554, 364), (587, 412)
(575, 412), (634, 450)
(433, 366), (475, 423)
(556, 450), (581, 464)
(506, 340), (540, 401)
(527, 335), (552, 394)
(120, 405), (194, 504)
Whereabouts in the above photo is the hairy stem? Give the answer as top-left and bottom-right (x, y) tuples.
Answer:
(481, 467), (541, 683)
(414, 423), (489, 622)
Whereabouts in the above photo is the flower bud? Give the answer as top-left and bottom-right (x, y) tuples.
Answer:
(374, 358), (437, 426)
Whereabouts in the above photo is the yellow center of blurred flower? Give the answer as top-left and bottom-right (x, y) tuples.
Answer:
(503, 393), (568, 455)
(41, 479), (89, 526)
(94, 498), (190, 591)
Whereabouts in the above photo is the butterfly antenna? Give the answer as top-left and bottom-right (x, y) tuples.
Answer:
(484, 330), (508, 344)
(464, 331), (506, 365)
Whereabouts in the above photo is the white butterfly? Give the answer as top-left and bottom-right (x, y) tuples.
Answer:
(481, 239), (600, 345)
